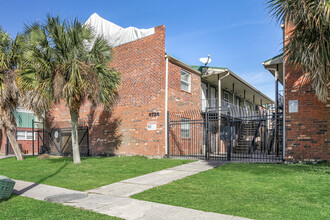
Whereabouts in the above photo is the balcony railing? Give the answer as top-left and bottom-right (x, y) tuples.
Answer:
(201, 98), (267, 118)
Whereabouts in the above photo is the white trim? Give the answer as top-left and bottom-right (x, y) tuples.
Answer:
(16, 107), (34, 114)
(165, 55), (169, 155)
(181, 70), (191, 92)
(224, 91), (230, 103)
(17, 130), (35, 141)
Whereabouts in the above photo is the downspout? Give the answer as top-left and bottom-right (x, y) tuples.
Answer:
(218, 70), (230, 107)
(165, 54), (169, 156)
(281, 23), (286, 161)
(266, 67), (279, 157)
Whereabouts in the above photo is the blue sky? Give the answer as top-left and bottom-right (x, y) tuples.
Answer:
(0, 0), (283, 99)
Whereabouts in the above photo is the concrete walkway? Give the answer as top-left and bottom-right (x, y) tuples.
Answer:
(0, 155), (14, 159)
(87, 160), (227, 197)
(13, 160), (249, 220)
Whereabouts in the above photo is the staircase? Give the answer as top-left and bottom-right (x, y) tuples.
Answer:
(235, 120), (260, 153)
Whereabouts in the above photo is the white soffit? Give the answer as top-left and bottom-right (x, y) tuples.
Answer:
(84, 13), (155, 47)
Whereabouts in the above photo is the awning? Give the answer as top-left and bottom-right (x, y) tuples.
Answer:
(262, 53), (284, 85)
(200, 67), (274, 105)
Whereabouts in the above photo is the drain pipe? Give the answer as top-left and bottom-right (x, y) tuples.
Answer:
(165, 54), (169, 156)
(281, 23), (286, 161)
(266, 67), (279, 158)
(218, 70), (230, 107)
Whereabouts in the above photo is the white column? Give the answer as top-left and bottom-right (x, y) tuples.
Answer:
(208, 83), (211, 108)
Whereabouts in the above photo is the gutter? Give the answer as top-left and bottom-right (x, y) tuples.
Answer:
(204, 68), (274, 104)
(228, 70), (274, 104)
(281, 23), (286, 161)
(164, 54), (169, 156)
(166, 54), (202, 76)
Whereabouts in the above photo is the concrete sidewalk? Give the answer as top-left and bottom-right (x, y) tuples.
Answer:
(13, 160), (249, 220)
(13, 180), (87, 202)
(87, 160), (227, 197)
(63, 194), (248, 220)
(0, 155), (14, 159)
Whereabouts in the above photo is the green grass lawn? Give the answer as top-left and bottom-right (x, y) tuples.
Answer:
(0, 195), (118, 219)
(0, 156), (193, 191)
(132, 162), (330, 220)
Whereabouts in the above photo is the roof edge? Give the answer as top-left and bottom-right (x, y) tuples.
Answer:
(262, 53), (284, 65)
(166, 54), (201, 76)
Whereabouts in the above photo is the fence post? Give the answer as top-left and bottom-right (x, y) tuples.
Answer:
(5, 137), (9, 156)
(37, 131), (40, 154)
(227, 112), (231, 161)
(32, 119), (34, 156)
(87, 126), (90, 156)
(205, 110), (209, 160)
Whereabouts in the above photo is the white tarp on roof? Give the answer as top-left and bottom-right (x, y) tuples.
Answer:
(84, 13), (155, 47)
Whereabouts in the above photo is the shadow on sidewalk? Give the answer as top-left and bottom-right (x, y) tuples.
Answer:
(14, 162), (69, 195)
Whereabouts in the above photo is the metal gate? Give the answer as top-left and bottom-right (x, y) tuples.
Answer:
(168, 107), (283, 162)
(33, 126), (90, 156)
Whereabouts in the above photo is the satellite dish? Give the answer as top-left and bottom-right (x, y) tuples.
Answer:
(199, 55), (212, 66)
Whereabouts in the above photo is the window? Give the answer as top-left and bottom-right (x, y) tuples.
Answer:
(181, 118), (191, 138)
(223, 91), (229, 102)
(17, 131), (35, 140)
(223, 91), (230, 107)
(181, 70), (191, 92)
(16, 107), (34, 113)
(17, 131), (26, 140)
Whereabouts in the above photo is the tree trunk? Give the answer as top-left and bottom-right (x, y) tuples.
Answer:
(70, 109), (81, 164)
(6, 129), (24, 161)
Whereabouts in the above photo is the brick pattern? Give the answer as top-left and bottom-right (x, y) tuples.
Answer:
(166, 61), (203, 156)
(45, 25), (167, 156)
(0, 25), (204, 157)
(0, 128), (39, 155)
(167, 62), (202, 113)
(284, 24), (330, 161)
(168, 110), (204, 156)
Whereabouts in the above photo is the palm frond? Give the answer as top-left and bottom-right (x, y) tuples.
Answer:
(268, 0), (330, 102)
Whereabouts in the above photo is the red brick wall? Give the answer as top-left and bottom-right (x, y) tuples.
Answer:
(167, 63), (202, 155)
(47, 26), (168, 156)
(284, 24), (330, 161)
(168, 110), (204, 156)
(167, 62), (202, 112)
(0, 128), (39, 155)
(0, 26), (204, 158)
(0, 130), (5, 154)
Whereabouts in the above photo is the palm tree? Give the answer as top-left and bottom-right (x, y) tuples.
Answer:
(267, 0), (330, 102)
(20, 16), (121, 164)
(0, 28), (24, 160)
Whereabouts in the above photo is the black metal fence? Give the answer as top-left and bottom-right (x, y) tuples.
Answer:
(168, 107), (283, 162)
(33, 126), (90, 156)
(168, 111), (205, 159)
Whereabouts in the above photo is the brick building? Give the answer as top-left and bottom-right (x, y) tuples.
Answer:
(0, 107), (41, 155)
(1, 13), (273, 158)
(263, 24), (330, 162)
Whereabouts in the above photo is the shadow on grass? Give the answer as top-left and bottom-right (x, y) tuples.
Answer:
(13, 161), (69, 195)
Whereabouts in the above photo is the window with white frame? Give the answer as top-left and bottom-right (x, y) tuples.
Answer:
(181, 70), (191, 92)
(223, 91), (229, 102)
(223, 91), (230, 107)
(16, 107), (34, 113)
(17, 131), (35, 140)
(181, 118), (191, 138)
